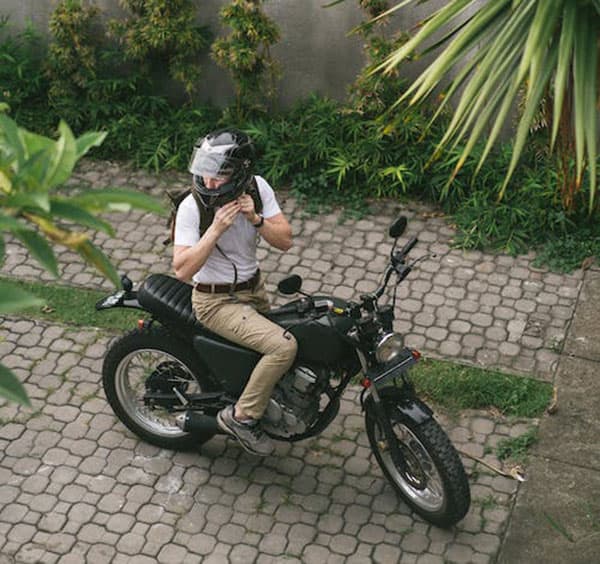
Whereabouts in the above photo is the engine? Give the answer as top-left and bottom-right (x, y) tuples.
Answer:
(261, 365), (326, 438)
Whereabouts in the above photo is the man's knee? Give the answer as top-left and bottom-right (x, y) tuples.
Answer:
(281, 333), (298, 360)
(265, 331), (297, 361)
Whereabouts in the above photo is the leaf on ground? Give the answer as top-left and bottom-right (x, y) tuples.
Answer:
(546, 386), (559, 415)
(508, 464), (526, 482)
(419, 211), (445, 218)
(487, 406), (504, 419)
(581, 256), (595, 270)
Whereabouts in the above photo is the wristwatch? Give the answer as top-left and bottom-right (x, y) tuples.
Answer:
(253, 214), (265, 228)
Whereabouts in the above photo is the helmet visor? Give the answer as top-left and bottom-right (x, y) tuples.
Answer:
(188, 146), (237, 180)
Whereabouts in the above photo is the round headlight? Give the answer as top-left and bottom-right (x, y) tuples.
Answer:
(375, 332), (404, 364)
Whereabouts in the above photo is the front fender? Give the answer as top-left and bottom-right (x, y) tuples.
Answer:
(362, 387), (433, 425)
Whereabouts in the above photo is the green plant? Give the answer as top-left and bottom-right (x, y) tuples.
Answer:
(496, 427), (538, 463)
(245, 95), (422, 204)
(0, 111), (163, 405)
(474, 494), (499, 510)
(349, 1), (410, 115)
(94, 102), (220, 171)
(110, 0), (211, 98)
(46, 0), (102, 127)
(0, 17), (49, 129)
(212, 0), (280, 116)
(4, 7), (598, 269)
(45, 1), (155, 132)
(533, 228), (600, 272)
(375, 0), (599, 213)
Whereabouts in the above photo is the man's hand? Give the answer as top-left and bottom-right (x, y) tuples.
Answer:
(237, 193), (260, 224)
(212, 200), (240, 235)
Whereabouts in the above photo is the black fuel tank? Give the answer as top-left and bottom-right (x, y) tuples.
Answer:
(268, 297), (357, 366)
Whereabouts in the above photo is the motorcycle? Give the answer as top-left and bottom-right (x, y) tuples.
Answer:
(96, 216), (470, 527)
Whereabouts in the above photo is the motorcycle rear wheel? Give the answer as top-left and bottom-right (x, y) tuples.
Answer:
(365, 388), (470, 527)
(102, 326), (215, 450)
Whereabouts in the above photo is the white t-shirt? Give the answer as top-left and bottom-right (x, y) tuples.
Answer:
(174, 175), (281, 285)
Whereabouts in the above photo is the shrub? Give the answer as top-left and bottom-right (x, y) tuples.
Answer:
(212, 0), (280, 116)
(46, 0), (103, 128)
(0, 17), (49, 129)
(110, 0), (212, 98)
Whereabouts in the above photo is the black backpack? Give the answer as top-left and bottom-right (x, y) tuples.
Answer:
(164, 177), (263, 246)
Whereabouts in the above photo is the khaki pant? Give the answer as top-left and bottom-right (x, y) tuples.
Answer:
(191, 277), (298, 419)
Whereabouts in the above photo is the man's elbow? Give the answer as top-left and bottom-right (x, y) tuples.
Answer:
(172, 262), (188, 282)
(281, 237), (293, 252)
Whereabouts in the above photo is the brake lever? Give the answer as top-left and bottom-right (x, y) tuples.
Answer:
(408, 252), (437, 268)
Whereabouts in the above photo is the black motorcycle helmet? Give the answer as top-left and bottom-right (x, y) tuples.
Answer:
(188, 128), (256, 208)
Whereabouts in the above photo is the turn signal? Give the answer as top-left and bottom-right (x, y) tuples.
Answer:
(412, 349), (422, 361)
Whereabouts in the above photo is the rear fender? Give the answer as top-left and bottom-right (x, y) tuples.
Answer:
(96, 290), (143, 311)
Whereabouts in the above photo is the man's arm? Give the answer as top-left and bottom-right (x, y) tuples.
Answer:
(172, 200), (241, 282)
(253, 212), (292, 251)
(238, 193), (292, 251)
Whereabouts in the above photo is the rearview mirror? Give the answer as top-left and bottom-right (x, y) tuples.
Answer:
(389, 216), (407, 239)
(278, 274), (302, 295)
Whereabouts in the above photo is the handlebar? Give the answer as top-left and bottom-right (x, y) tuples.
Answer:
(399, 236), (418, 257)
(292, 234), (424, 321)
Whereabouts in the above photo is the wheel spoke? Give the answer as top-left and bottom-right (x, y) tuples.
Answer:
(115, 348), (199, 439)
(374, 420), (446, 512)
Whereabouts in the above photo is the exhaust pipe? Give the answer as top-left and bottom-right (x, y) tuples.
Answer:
(175, 411), (223, 435)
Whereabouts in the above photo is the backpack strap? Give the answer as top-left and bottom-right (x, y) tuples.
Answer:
(163, 188), (192, 247)
(247, 176), (264, 215)
(192, 189), (215, 238)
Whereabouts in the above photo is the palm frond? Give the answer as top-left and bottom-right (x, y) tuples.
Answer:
(379, 0), (600, 211)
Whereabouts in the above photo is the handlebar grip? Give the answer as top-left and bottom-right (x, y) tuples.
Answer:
(314, 299), (333, 315)
(400, 236), (418, 256)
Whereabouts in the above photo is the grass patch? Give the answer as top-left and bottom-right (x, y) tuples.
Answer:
(413, 358), (552, 418)
(1, 277), (142, 332)
(495, 427), (538, 463)
(473, 494), (500, 510)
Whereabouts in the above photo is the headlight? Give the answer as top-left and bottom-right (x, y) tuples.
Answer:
(375, 332), (404, 364)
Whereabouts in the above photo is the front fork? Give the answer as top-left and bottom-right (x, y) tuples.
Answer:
(358, 349), (432, 474)
(366, 384), (409, 472)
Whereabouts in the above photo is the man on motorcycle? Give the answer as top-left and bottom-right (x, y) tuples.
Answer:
(172, 129), (297, 456)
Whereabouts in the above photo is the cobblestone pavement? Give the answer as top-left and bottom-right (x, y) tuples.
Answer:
(1, 317), (529, 564)
(0, 161), (583, 563)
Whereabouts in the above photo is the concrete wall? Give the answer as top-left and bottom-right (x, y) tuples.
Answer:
(1, 0), (451, 107)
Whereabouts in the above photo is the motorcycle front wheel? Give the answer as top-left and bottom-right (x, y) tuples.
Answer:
(102, 326), (216, 450)
(365, 388), (470, 528)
